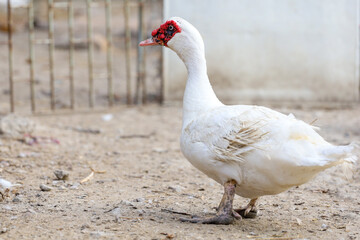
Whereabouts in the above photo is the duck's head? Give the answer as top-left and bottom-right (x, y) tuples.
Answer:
(140, 17), (204, 55)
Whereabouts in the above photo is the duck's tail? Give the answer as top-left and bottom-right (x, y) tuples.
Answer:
(321, 142), (359, 180)
(322, 142), (358, 163)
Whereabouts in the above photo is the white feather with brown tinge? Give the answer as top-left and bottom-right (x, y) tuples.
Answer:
(181, 104), (358, 199)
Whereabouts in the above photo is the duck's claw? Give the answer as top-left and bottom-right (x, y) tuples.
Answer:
(234, 207), (258, 218)
(234, 198), (258, 219)
(232, 210), (242, 220)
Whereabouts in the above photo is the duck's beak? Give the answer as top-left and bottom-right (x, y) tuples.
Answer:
(139, 37), (158, 46)
(139, 35), (164, 46)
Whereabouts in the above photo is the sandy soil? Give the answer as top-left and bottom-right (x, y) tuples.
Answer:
(0, 104), (359, 240)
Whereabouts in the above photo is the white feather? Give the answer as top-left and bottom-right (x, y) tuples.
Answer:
(0, 178), (13, 190)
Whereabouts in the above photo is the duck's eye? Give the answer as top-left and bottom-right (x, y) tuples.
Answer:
(168, 25), (174, 31)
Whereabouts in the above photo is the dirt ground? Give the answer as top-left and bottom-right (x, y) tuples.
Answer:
(0, 104), (360, 240)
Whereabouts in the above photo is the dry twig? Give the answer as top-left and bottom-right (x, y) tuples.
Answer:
(246, 236), (300, 240)
(118, 131), (155, 139)
(80, 165), (106, 184)
(161, 208), (192, 216)
(80, 171), (94, 184)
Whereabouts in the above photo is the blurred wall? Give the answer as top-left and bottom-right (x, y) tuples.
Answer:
(163, 0), (360, 104)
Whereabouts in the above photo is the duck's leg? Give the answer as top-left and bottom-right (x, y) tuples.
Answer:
(234, 198), (258, 218)
(180, 180), (241, 224)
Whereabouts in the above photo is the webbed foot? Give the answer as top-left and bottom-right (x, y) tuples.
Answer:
(180, 180), (240, 225)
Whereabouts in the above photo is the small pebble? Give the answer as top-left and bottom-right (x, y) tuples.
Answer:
(54, 170), (69, 180)
(70, 182), (80, 189)
(90, 231), (108, 237)
(18, 153), (27, 158)
(111, 207), (122, 221)
(168, 186), (183, 193)
(80, 224), (90, 230)
(202, 209), (209, 214)
(0, 228), (7, 234)
(52, 180), (64, 186)
(137, 209), (145, 215)
(3, 205), (12, 210)
(27, 208), (36, 214)
(321, 223), (328, 231)
(0, 178), (13, 189)
(40, 184), (52, 191)
(121, 200), (134, 207)
(77, 194), (88, 199)
(102, 114), (113, 122)
(152, 147), (167, 153)
(12, 195), (22, 203)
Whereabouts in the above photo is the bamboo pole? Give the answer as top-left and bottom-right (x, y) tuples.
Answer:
(28, 0), (35, 112)
(68, 0), (75, 109)
(140, 0), (146, 104)
(159, 1), (164, 104)
(135, 0), (146, 104)
(105, 0), (113, 106)
(7, 0), (14, 112)
(48, 0), (55, 110)
(124, 0), (132, 104)
(86, 0), (94, 108)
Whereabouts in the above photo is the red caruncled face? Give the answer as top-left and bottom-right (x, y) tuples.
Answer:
(151, 20), (181, 46)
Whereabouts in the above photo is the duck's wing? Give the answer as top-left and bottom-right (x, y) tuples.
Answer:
(183, 106), (279, 164)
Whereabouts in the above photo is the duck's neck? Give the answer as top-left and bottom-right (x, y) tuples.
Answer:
(175, 45), (223, 129)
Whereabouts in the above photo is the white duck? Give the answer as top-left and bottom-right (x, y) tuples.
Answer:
(140, 17), (358, 224)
